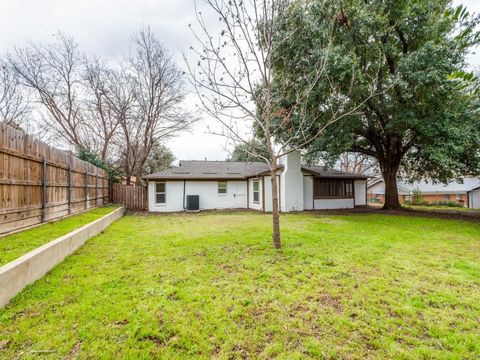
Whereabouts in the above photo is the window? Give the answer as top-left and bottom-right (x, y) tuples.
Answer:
(455, 194), (461, 200)
(253, 180), (260, 203)
(444, 194), (450, 200)
(155, 182), (166, 204)
(218, 181), (227, 194)
(314, 178), (354, 198)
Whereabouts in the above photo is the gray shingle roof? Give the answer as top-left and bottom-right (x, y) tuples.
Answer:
(301, 166), (369, 180)
(143, 161), (273, 180)
(143, 161), (367, 180)
(367, 177), (480, 193)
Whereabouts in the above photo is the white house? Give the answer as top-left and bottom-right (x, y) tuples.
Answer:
(143, 151), (368, 212)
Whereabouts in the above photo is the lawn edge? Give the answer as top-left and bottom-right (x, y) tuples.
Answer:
(0, 206), (125, 308)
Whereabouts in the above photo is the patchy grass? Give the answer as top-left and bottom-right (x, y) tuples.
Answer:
(1, 212), (480, 359)
(0, 206), (119, 266)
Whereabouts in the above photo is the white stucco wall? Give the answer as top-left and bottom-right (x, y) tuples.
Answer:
(148, 181), (184, 212)
(468, 190), (480, 209)
(248, 178), (263, 210)
(263, 175), (281, 212)
(303, 176), (314, 210)
(354, 180), (367, 206)
(148, 180), (247, 212)
(279, 151), (304, 212)
(314, 198), (354, 209)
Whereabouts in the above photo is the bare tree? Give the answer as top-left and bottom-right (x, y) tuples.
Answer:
(0, 61), (29, 127)
(118, 28), (193, 184)
(83, 58), (123, 161)
(338, 153), (379, 176)
(188, 0), (381, 248)
(8, 32), (86, 147)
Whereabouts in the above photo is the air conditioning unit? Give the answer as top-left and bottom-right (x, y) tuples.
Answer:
(186, 195), (200, 211)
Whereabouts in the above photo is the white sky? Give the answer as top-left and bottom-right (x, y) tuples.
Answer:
(0, 0), (478, 161)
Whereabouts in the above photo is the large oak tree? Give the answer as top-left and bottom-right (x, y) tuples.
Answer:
(272, 0), (480, 209)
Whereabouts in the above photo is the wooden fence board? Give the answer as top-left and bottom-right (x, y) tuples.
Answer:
(112, 185), (147, 211)
(0, 122), (110, 235)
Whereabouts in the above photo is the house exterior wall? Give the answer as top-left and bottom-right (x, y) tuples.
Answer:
(420, 193), (466, 205)
(303, 176), (314, 210)
(314, 198), (354, 209)
(468, 190), (480, 209)
(279, 151), (304, 212)
(148, 180), (247, 212)
(354, 180), (367, 206)
(148, 180), (184, 212)
(303, 176), (363, 210)
(248, 177), (263, 211)
(263, 175), (280, 212)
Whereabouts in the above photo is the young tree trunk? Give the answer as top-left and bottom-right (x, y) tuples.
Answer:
(382, 166), (401, 210)
(270, 166), (281, 249)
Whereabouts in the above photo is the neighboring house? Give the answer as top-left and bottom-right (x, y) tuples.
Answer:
(143, 151), (368, 212)
(367, 178), (480, 208)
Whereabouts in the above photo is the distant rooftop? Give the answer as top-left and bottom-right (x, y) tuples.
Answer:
(368, 178), (480, 193)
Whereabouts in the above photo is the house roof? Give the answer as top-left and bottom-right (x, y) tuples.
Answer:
(398, 179), (480, 194)
(302, 166), (369, 180)
(143, 161), (367, 180)
(143, 161), (274, 180)
(367, 177), (480, 194)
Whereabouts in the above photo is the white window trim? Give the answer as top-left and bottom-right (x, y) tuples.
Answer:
(253, 180), (260, 204)
(218, 181), (227, 195)
(155, 182), (166, 205)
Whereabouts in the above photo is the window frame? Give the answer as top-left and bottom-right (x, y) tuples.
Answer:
(218, 181), (227, 195)
(155, 182), (166, 204)
(313, 178), (355, 199)
(252, 180), (260, 204)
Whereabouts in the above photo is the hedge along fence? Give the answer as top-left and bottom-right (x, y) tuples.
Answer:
(0, 122), (110, 235)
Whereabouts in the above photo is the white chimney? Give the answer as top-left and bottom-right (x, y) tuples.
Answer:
(279, 150), (304, 212)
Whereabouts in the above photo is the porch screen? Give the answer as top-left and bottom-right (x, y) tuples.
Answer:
(314, 178), (354, 198)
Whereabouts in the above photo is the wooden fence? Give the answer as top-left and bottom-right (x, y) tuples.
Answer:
(0, 123), (110, 235)
(112, 185), (147, 211)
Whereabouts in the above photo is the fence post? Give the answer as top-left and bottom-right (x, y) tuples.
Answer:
(68, 163), (72, 215)
(41, 157), (47, 223)
(84, 166), (88, 210)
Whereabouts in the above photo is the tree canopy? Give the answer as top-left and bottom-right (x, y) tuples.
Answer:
(272, 0), (480, 209)
(227, 139), (269, 162)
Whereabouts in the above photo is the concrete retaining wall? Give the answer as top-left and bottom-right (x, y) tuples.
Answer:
(0, 206), (124, 307)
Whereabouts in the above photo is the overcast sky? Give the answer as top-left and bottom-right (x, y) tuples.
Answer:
(0, 0), (478, 161)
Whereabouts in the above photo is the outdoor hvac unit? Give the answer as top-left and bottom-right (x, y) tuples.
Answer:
(186, 195), (200, 211)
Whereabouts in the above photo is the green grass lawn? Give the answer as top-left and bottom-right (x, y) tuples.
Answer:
(404, 204), (480, 213)
(1, 212), (480, 359)
(0, 206), (119, 266)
